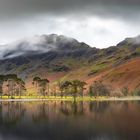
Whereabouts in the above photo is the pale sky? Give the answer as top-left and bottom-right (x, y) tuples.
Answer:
(0, 0), (140, 48)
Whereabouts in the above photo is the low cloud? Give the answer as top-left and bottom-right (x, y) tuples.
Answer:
(0, 0), (139, 50)
(0, 34), (79, 59)
(0, 0), (140, 21)
(0, 16), (140, 49)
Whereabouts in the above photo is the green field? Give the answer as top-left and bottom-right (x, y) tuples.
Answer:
(0, 96), (140, 101)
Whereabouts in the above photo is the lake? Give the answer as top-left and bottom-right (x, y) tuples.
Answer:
(0, 101), (140, 140)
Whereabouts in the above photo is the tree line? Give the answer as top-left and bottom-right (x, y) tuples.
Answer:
(0, 74), (140, 98)
(0, 74), (26, 98)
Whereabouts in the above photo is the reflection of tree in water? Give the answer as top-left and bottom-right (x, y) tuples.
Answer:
(136, 100), (140, 104)
(89, 101), (112, 120)
(121, 101), (128, 110)
(0, 102), (25, 126)
(32, 102), (49, 123)
(60, 101), (84, 116)
(0, 102), (3, 124)
(109, 101), (129, 113)
(89, 101), (110, 113)
(0, 101), (139, 140)
(89, 101), (135, 122)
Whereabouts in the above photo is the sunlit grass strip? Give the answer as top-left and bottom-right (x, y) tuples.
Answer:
(0, 96), (107, 101)
(0, 96), (140, 101)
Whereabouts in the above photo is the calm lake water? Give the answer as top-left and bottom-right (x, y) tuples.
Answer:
(0, 101), (140, 140)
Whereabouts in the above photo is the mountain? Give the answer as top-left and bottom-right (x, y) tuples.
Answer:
(117, 35), (140, 47)
(0, 34), (98, 77)
(0, 34), (92, 59)
(0, 34), (140, 92)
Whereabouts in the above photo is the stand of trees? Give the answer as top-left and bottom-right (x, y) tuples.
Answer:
(58, 80), (87, 98)
(89, 81), (111, 97)
(0, 74), (26, 98)
(32, 77), (50, 96)
(1, 74), (140, 98)
(0, 75), (4, 98)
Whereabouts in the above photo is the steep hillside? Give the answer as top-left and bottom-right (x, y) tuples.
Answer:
(0, 34), (140, 91)
(86, 58), (140, 90)
(0, 34), (97, 78)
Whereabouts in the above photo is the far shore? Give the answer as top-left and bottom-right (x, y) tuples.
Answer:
(0, 96), (140, 102)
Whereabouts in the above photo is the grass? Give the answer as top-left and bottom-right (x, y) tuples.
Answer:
(0, 96), (140, 102)
(0, 96), (107, 101)
(88, 63), (108, 76)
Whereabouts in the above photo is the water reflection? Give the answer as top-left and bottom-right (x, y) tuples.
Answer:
(0, 101), (139, 140)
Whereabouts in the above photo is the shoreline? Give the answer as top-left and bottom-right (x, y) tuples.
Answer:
(0, 96), (140, 102)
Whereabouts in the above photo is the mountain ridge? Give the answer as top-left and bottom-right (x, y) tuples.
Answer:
(0, 34), (140, 92)
(0, 34), (94, 59)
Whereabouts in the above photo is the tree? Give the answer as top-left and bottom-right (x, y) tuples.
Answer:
(4, 74), (26, 98)
(89, 81), (110, 97)
(89, 86), (94, 97)
(32, 77), (41, 95)
(59, 80), (87, 99)
(5, 74), (18, 98)
(71, 80), (86, 97)
(59, 81), (72, 97)
(78, 81), (87, 97)
(132, 87), (140, 96)
(38, 79), (49, 96)
(51, 84), (57, 97)
(121, 87), (129, 96)
(0, 75), (4, 98)
(0, 74), (26, 98)
(32, 77), (49, 96)
(16, 78), (26, 98)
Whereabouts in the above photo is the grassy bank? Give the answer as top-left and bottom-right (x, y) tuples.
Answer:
(0, 96), (140, 102)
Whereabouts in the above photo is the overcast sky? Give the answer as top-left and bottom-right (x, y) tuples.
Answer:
(0, 0), (140, 48)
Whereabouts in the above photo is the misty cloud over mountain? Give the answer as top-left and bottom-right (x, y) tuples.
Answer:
(0, 0), (140, 48)
(0, 34), (81, 59)
(1, 34), (140, 60)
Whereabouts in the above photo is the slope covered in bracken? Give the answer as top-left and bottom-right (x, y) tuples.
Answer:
(86, 58), (140, 91)
(1, 34), (140, 92)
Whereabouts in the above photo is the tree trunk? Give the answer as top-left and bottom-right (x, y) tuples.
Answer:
(0, 82), (3, 98)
